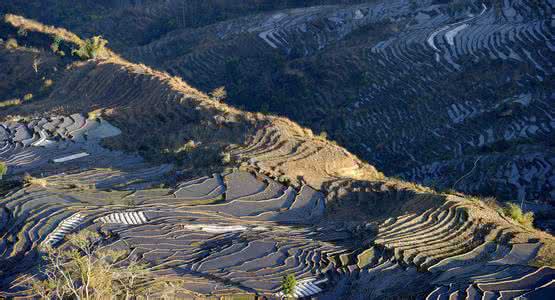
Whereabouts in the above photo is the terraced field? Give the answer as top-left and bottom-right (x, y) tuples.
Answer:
(0, 12), (553, 299)
(114, 0), (555, 205)
(2, 160), (553, 298)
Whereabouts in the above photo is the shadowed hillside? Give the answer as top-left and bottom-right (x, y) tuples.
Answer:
(0, 11), (553, 300)
(12, 0), (550, 205)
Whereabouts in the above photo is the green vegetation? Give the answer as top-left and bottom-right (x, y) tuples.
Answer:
(280, 273), (297, 297)
(72, 36), (108, 60)
(16, 27), (28, 36)
(50, 35), (65, 56)
(277, 175), (291, 186)
(0, 98), (21, 108)
(221, 151), (232, 164)
(5, 38), (18, 49)
(23, 93), (33, 101)
(503, 202), (534, 228)
(0, 161), (7, 179)
(28, 230), (183, 299)
(43, 79), (54, 88)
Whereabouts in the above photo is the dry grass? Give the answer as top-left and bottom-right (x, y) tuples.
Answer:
(357, 247), (376, 268)
(23, 174), (49, 187)
(5, 14), (83, 47)
(4, 14), (120, 60)
(530, 238), (555, 267)
(88, 109), (103, 120)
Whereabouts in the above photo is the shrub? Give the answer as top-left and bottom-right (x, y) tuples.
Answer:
(281, 274), (297, 297)
(175, 140), (197, 154)
(72, 36), (108, 60)
(504, 202), (534, 228)
(0, 161), (7, 179)
(23, 93), (33, 101)
(43, 79), (54, 88)
(0, 98), (21, 108)
(5, 38), (18, 49)
(210, 86), (227, 102)
(221, 152), (232, 164)
(50, 35), (62, 53)
(277, 175), (291, 186)
(16, 28), (27, 36)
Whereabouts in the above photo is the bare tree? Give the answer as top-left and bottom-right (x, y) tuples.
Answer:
(28, 230), (183, 299)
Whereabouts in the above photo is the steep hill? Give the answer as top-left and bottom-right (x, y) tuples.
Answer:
(123, 0), (554, 205)
(0, 12), (553, 300)
(19, 0), (550, 205)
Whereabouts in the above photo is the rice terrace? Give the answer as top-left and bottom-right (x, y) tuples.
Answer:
(0, 0), (554, 299)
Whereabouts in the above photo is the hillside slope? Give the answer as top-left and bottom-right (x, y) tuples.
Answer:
(0, 14), (553, 299)
(107, 0), (553, 204)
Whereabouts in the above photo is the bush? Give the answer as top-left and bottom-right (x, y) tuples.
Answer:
(72, 36), (108, 60)
(50, 35), (61, 53)
(281, 274), (297, 297)
(221, 152), (232, 164)
(16, 28), (27, 37)
(210, 86), (227, 102)
(23, 93), (33, 101)
(5, 38), (18, 49)
(175, 140), (197, 154)
(0, 161), (7, 179)
(0, 98), (21, 108)
(43, 79), (54, 88)
(504, 202), (534, 228)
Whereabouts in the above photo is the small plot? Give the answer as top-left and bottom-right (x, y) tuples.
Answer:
(490, 243), (542, 266)
(201, 186), (295, 217)
(42, 213), (85, 246)
(224, 171), (266, 200)
(478, 266), (555, 293)
(269, 185), (325, 223)
(275, 278), (327, 298)
(13, 125), (32, 142)
(97, 211), (148, 225)
(197, 240), (276, 271)
(174, 174), (225, 200)
(181, 224), (247, 233)
(53, 152), (90, 163)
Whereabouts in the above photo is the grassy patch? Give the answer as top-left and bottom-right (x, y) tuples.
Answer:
(190, 241), (203, 248)
(530, 238), (555, 267)
(186, 197), (224, 206)
(503, 202), (534, 228)
(5, 38), (18, 49)
(357, 247), (376, 268)
(23, 93), (33, 101)
(23, 174), (49, 187)
(0, 98), (22, 108)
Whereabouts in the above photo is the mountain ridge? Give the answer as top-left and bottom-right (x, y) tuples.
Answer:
(0, 11), (553, 299)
